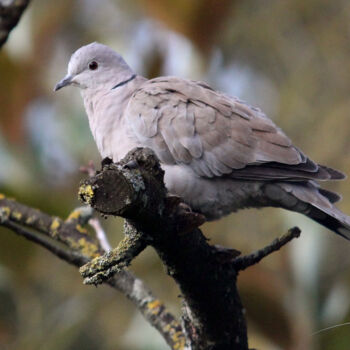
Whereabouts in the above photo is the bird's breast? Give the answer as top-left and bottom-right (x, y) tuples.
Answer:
(83, 89), (140, 162)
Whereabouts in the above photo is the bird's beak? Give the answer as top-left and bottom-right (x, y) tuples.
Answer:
(54, 75), (73, 91)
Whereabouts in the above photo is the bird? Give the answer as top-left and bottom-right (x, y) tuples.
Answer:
(55, 42), (350, 240)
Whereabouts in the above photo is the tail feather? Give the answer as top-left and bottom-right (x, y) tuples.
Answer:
(278, 182), (350, 240)
(307, 205), (350, 240)
(318, 188), (342, 204)
(319, 165), (346, 180)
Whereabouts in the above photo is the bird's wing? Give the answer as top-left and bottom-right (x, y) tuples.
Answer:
(125, 76), (343, 181)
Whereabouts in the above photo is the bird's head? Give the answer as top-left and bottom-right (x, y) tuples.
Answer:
(54, 42), (133, 91)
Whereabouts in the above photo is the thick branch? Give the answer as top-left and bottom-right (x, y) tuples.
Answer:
(0, 0), (30, 48)
(79, 148), (249, 350)
(0, 194), (185, 350)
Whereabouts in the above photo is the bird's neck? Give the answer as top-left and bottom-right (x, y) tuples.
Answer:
(81, 75), (147, 161)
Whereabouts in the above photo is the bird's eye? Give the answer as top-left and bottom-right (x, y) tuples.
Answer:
(89, 61), (98, 70)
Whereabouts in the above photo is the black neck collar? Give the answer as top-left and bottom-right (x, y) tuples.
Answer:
(111, 74), (137, 90)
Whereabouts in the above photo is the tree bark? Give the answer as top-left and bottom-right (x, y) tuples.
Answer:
(78, 148), (250, 349)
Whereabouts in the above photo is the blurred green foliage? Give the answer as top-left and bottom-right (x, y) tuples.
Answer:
(1, 0), (350, 349)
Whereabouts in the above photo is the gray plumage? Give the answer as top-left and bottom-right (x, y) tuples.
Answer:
(55, 42), (350, 239)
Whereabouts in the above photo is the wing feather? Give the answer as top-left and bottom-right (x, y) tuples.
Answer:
(125, 76), (340, 181)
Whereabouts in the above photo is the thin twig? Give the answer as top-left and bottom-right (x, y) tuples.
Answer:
(312, 322), (350, 336)
(89, 217), (111, 252)
(233, 227), (301, 271)
(2, 220), (86, 266)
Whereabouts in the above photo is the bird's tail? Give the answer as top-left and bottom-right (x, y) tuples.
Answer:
(267, 182), (350, 240)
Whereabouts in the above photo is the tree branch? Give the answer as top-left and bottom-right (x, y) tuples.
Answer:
(88, 217), (112, 252)
(233, 227), (301, 271)
(0, 194), (185, 350)
(78, 148), (250, 349)
(0, 0), (30, 48)
(1, 219), (86, 266)
(81, 220), (148, 285)
(1, 147), (300, 350)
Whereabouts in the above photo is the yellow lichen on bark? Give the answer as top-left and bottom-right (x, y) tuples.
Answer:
(163, 323), (186, 350)
(145, 300), (185, 349)
(66, 209), (83, 222)
(25, 216), (35, 225)
(147, 300), (162, 314)
(12, 211), (22, 220)
(78, 184), (95, 205)
(172, 331), (186, 350)
(76, 224), (88, 234)
(74, 237), (100, 258)
(50, 218), (61, 236)
(0, 206), (10, 221)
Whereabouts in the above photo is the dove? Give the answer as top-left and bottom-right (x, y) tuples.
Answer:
(55, 42), (350, 239)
